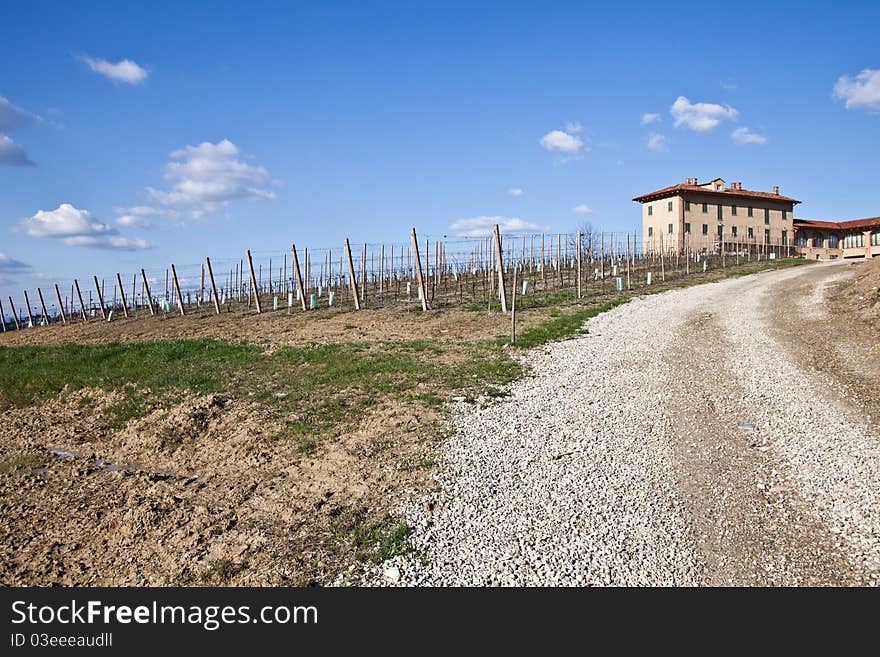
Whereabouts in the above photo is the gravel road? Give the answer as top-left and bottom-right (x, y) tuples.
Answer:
(367, 261), (879, 586)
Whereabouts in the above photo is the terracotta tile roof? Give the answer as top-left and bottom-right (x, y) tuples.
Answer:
(633, 182), (800, 204)
(795, 216), (880, 230)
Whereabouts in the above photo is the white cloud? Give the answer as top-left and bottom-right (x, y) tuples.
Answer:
(148, 139), (275, 216)
(450, 216), (543, 238)
(731, 127), (767, 145)
(565, 121), (583, 134)
(0, 134), (35, 166)
(0, 96), (40, 166)
(63, 235), (154, 250)
(0, 252), (30, 272)
(646, 133), (668, 152)
(572, 204), (593, 215)
(0, 96), (40, 132)
(539, 129), (584, 155)
(670, 96), (739, 131)
(82, 56), (149, 84)
(641, 113), (661, 125)
(833, 68), (880, 112)
(19, 203), (154, 250)
(113, 205), (175, 228)
(507, 187), (524, 197)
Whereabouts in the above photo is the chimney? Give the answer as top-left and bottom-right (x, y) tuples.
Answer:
(773, 185), (779, 195)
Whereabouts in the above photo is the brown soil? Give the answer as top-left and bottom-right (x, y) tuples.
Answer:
(0, 384), (443, 585)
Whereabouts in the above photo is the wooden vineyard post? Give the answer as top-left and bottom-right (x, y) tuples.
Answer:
(379, 244), (384, 294)
(116, 273), (130, 318)
(660, 234), (666, 282)
(292, 244), (308, 311)
(73, 280), (87, 321)
(54, 284), (67, 324)
(576, 230), (582, 299)
(600, 231), (605, 288)
(410, 228), (429, 312)
(22, 291), (35, 327)
(246, 250), (262, 314)
(0, 298), (5, 332)
(200, 264), (206, 304)
(557, 233), (562, 288)
(626, 233), (631, 290)
(140, 269), (156, 316)
(171, 264), (186, 316)
(36, 288), (49, 325)
(361, 243), (367, 304)
(8, 297), (21, 330)
(511, 265), (518, 345)
(344, 238), (360, 311)
(205, 257), (221, 315)
(493, 223), (508, 313)
(92, 276), (107, 320)
(540, 233), (546, 284)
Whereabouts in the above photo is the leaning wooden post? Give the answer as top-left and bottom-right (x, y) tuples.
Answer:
(245, 250), (262, 313)
(140, 269), (156, 316)
(576, 230), (582, 299)
(493, 223), (508, 313)
(92, 276), (107, 320)
(344, 239), (361, 310)
(0, 298), (6, 332)
(73, 280), (87, 321)
(36, 288), (50, 325)
(291, 243), (308, 311)
(205, 257), (221, 315)
(22, 291), (35, 327)
(511, 265), (518, 345)
(410, 228), (429, 312)
(115, 273), (130, 318)
(8, 297), (21, 330)
(170, 264), (186, 316)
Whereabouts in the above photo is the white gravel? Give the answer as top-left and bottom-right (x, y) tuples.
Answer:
(361, 261), (879, 586)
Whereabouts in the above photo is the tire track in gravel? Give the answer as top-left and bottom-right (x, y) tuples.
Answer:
(664, 311), (862, 585)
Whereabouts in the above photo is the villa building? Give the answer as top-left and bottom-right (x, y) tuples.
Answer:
(633, 178), (799, 255)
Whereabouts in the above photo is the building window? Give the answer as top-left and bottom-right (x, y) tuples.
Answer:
(782, 210), (788, 220)
(702, 203), (708, 213)
(648, 205), (653, 216)
(873, 232), (880, 246)
(668, 223), (673, 234)
(748, 227), (754, 239)
(667, 201), (673, 212)
(748, 207), (753, 217)
(685, 201), (691, 211)
(717, 225), (724, 238)
(828, 234), (839, 248)
(702, 224), (708, 235)
(764, 208), (770, 224)
(732, 205), (737, 216)
(732, 226), (738, 237)
(765, 229), (770, 243)
(684, 222), (691, 234)
(648, 226), (653, 237)
(814, 235), (823, 247)
(794, 233), (807, 247)
(782, 230), (788, 245)
(717, 205), (723, 221)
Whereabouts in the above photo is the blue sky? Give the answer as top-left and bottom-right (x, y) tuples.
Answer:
(1, 0), (878, 303)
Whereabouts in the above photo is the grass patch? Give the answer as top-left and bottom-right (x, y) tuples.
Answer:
(199, 558), (241, 584)
(504, 297), (631, 349)
(0, 453), (44, 475)
(351, 518), (412, 564)
(0, 339), (260, 412)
